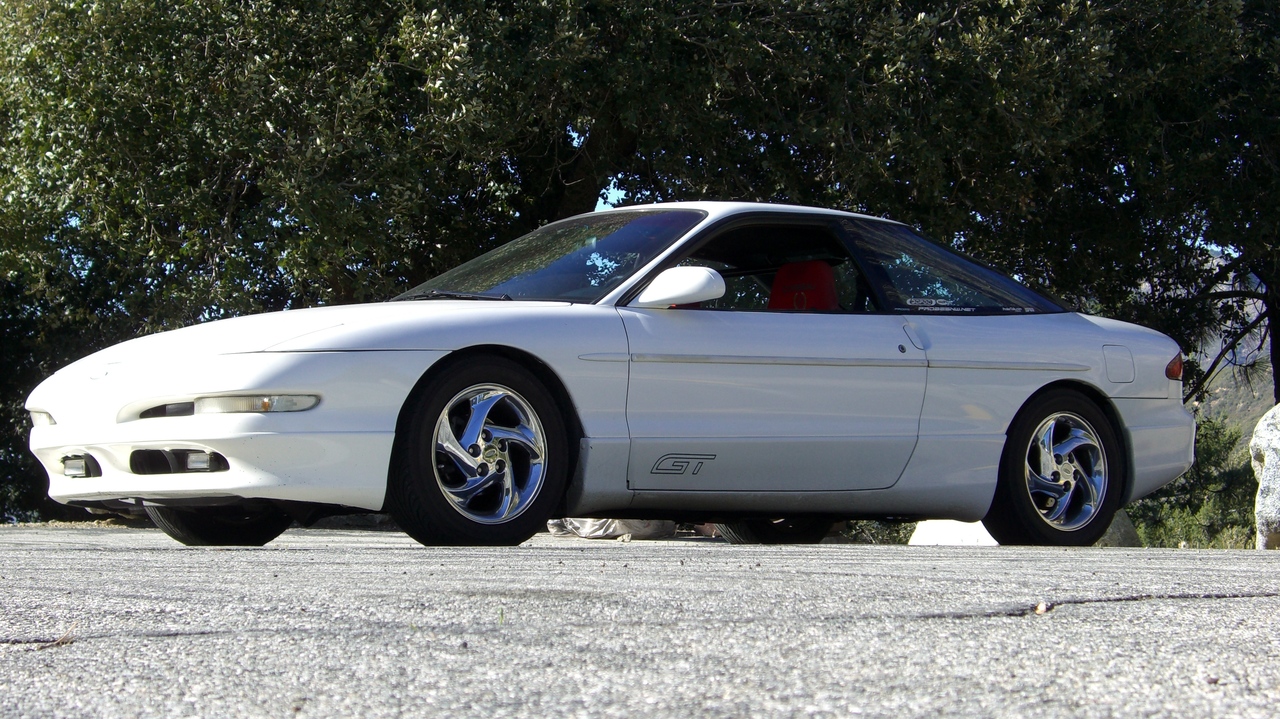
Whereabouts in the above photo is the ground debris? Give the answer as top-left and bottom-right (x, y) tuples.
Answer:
(37, 622), (78, 651)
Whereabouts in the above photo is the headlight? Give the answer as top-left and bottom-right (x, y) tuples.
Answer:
(194, 395), (320, 414)
(29, 411), (56, 426)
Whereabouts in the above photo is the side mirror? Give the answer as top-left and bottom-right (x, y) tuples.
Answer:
(631, 267), (726, 308)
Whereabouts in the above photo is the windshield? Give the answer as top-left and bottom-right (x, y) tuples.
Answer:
(396, 210), (706, 303)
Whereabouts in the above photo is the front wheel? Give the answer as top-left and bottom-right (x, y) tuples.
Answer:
(716, 518), (833, 544)
(145, 504), (293, 546)
(982, 390), (1124, 546)
(388, 357), (569, 546)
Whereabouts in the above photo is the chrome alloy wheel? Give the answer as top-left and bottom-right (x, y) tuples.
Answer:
(432, 383), (547, 525)
(1024, 412), (1107, 532)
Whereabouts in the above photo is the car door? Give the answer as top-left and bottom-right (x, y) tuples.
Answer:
(832, 215), (1085, 509)
(619, 217), (928, 492)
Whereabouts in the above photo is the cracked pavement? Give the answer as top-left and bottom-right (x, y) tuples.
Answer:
(3, 525), (1280, 718)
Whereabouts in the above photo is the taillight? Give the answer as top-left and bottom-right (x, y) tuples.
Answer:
(1165, 354), (1183, 381)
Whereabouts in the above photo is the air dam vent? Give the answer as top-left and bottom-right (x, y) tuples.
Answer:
(130, 449), (229, 475)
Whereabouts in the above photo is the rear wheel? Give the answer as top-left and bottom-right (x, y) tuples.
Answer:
(389, 357), (569, 546)
(145, 505), (293, 546)
(982, 390), (1124, 546)
(716, 518), (833, 544)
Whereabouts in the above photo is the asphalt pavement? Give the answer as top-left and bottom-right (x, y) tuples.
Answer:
(3, 524), (1280, 718)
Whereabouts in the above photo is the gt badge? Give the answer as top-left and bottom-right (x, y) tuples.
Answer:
(651, 454), (717, 476)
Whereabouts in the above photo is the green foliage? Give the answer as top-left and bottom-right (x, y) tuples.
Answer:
(0, 274), (92, 521)
(0, 0), (501, 317)
(1128, 416), (1257, 548)
(840, 520), (916, 545)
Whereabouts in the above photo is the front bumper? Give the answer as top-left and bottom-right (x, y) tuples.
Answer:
(28, 350), (447, 511)
(36, 424), (396, 510)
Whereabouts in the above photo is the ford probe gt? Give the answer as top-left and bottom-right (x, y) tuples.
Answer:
(27, 202), (1194, 547)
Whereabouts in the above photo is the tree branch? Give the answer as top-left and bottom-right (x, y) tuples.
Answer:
(1191, 255), (1247, 298)
(1183, 310), (1270, 402)
(1196, 289), (1267, 303)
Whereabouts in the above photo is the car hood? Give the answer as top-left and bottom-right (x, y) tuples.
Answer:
(58, 300), (576, 368)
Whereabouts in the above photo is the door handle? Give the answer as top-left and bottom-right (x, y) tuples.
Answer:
(902, 324), (926, 351)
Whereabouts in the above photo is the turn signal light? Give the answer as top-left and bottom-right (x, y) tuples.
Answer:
(194, 395), (320, 414)
(1165, 355), (1183, 381)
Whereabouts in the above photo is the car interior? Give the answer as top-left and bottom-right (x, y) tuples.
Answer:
(674, 223), (878, 312)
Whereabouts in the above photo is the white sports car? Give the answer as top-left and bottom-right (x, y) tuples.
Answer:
(27, 202), (1194, 547)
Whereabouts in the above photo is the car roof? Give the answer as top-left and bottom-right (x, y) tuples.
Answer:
(592, 201), (903, 226)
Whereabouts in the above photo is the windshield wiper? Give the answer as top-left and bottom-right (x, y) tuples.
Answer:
(396, 289), (513, 302)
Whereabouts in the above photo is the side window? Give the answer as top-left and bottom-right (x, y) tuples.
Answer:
(673, 223), (878, 313)
(841, 219), (1062, 315)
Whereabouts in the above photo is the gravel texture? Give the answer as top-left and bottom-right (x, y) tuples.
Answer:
(3, 525), (1280, 718)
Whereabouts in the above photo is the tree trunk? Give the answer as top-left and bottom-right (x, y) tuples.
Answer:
(1269, 298), (1280, 406)
(550, 118), (639, 221)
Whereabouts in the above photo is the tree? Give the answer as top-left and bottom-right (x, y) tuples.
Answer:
(1181, 3), (1280, 402)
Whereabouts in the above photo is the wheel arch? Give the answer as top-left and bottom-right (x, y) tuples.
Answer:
(383, 344), (585, 513)
(1011, 379), (1134, 504)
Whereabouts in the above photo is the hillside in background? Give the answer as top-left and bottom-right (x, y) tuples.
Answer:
(1198, 353), (1275, 454)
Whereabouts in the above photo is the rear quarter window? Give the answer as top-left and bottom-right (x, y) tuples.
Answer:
(841, 219), (1062, 315)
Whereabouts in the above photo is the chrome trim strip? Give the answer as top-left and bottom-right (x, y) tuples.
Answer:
(630, 354), (928, 368)
(578, 353), (630, 363)
(627, 354), (1089, 372)
(926, 359), (1091, 372)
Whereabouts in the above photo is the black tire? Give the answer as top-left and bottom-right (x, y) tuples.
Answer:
(145, 505), (293, 546)
(388, 357), (569, 546)
(716, 518), (833, 544)
(982, 389), (1124, 546)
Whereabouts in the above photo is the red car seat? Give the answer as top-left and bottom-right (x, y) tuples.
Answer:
(767, 260), (839, 311)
